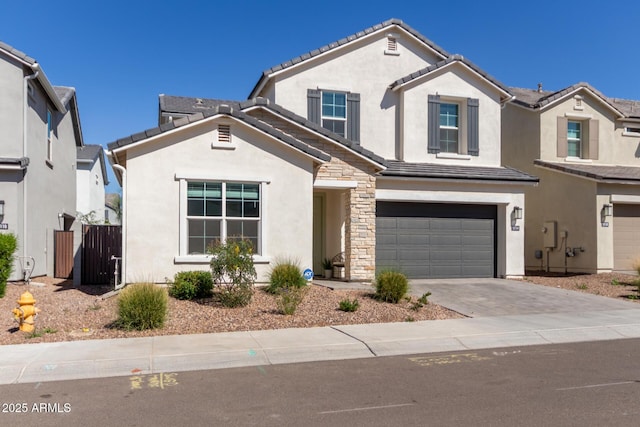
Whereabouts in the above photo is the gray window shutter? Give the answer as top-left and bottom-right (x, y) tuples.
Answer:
(307, 89), (321, 125)
(467, 98), (479, 156)
(428, 95), (441, 153)
(588, 119), (599, 159)
(557, 116), (568, 158)
(347, 92), (360, 143)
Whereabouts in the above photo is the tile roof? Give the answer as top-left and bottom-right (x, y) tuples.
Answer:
(389, 55), (511, 97)
(108, 104), (330, 163)
(534, 160), (640, 183)
(0, 41), (36, 64)
(381, 160), (539, 182)
(248, 18), (451, 98)
(509, 83), (626, 117)
(158, 95), (387, 167)
(53, 86), (76, 107)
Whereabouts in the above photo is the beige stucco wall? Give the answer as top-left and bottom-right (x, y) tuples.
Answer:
(400, 64), (503, 166)
(261, 27), (443, 160)
(375, 178), (527, 277)
(122, 117), (316, 283)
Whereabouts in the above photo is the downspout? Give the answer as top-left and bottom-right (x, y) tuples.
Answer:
(111, 163), (126, 290)
(23, 65), (40, 262)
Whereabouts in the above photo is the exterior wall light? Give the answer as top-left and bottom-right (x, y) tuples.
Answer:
(0, 200), (4, 217)
(602, 204), (613, 217)
(512, 206), (523, 220)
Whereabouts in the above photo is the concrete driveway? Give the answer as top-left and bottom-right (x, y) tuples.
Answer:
(410, 278), (640, 317)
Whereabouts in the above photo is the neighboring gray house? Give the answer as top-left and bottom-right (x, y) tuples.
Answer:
(0, 41), (84, 280)
(76, 144), (108, 223)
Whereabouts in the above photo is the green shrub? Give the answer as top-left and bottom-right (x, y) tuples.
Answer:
(0, 233), (18, 298)
(374, 270), (409, 303)
(276, 285), (307, 315)
(169, 271), (213, 300)
(116, 283), (168, 330)
(410, 292), (432, 311)
(266, 259), (306, 295)
(210, 239), (256, 307)
(338, 298), (359, 312)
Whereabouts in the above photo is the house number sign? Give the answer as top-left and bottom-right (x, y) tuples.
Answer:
(0, 224), (8, 230)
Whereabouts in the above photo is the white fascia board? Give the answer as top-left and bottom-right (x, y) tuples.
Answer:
(313, 179), (358, 189)
(243, 105), (385, 170)
(175, 171), (271, 183)
(375, 188), (517, 204)
(610, 195), (640, 204)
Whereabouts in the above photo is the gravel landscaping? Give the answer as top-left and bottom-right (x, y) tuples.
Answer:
(0, 277), (461, 345)
(2, 272), (638, 346)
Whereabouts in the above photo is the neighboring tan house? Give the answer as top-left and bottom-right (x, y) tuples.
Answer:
(76, 144), (108, 223)
(0, 41), (84, 280)
(502, 83), (640, 274)
(108, 19), (537, 283)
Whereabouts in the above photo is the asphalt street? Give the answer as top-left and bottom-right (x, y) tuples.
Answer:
(2, 338), (640, 426)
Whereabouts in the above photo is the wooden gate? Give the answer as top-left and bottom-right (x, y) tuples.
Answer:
(54, 230), (74, 279)
(82, 225), (122, 285)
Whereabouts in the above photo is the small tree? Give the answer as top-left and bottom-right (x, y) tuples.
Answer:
(0, 233), (18, 298)
(209, 239), (256, 307)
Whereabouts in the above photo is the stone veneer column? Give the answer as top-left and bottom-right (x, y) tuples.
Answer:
(344, 173), (376, 282)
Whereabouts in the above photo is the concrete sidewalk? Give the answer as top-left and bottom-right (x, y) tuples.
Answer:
(2, 306), (640, 385)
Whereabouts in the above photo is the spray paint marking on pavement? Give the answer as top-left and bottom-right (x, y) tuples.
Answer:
(409, 353), (492, 367)
(129, 372), (179, 390)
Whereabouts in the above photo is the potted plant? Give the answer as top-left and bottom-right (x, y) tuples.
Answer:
(322, 258), (333, 279)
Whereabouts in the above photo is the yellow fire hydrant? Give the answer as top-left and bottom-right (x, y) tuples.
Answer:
(12, 291), (40, 333)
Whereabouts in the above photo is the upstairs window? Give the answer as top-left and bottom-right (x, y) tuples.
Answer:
(307, 89), (360, 142)
(439, 103), (459, 153)
(321, 91), (347, 137)
(567, 121), (582, 157)
(46, 109), (53, 163)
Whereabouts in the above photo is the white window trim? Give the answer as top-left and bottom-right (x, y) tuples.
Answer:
(567, 120), (583, 159)
(176, 178), (268, 262)
(439, 101), (462, 154)
(436, 152), (471, 160)
(564, 156), (592, 164)
(46, 108), (53, 164)
(622, 122), (640, 137)
(320, 90), (347, 137)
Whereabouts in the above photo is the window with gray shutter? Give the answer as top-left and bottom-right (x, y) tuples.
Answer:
(467, 98), (479, 156)
(428, 95), (441, 153)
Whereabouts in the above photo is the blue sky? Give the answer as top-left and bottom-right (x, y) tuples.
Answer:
(2, 0), (638, 192)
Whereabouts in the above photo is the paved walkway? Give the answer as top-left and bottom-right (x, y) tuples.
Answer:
(2, 279), (640, 385)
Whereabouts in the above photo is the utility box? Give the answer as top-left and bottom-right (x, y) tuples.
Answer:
(543, 221), (557, 248)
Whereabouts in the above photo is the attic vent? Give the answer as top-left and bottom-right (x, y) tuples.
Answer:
(573, 95), (584, 111)
(218, 124), (231, 143)
(387, 36), (397, 51)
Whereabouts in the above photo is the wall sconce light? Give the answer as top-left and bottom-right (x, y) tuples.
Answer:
(512, 206), (523, 220)
(602, 204), (613, 217)
(0, 200), (4, 217)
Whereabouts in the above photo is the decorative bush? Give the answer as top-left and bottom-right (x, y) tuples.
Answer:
(210, 239), (256, 307)
(374, 270), (409, 303)
(266, 259), (307, 294)
(276, 285), (307, 315)
(338, 298), (359, 312)
(0, 233), (18, 298)
(116, 283), (168, 330)
(169, 271), (213, 300)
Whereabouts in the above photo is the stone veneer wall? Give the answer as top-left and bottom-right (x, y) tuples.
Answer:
(247, 109), (378, 281)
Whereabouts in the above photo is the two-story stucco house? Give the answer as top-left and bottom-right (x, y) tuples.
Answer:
(503, 83), (640, 274)
(107, 19), (537, 284)
(77, 144), (109, 223)
(0, 41), (84, 280)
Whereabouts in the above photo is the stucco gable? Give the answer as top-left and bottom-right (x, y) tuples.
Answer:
(248, 18), (451, 98)
(77, 144), (109, 184)
(389, 55), (512, 101)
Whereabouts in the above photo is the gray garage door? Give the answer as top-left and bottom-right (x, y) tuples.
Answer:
(376, 202), (496, 279)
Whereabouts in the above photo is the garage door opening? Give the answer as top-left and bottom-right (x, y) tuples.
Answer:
(376, 202), (497, 279)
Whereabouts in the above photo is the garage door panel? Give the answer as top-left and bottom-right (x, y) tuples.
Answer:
(613, 204), (640, 271)
(376, 202), (496, 279)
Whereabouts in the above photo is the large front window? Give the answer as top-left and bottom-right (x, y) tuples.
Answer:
(439, 103), (459, 153)
(567, 121), (582, 157)
(187, 181), (260, 254)
(321, 91), (346, 136)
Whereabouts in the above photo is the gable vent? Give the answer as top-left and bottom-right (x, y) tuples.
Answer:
(387, 36), (397, 51)
(218, 124), (231, 143)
